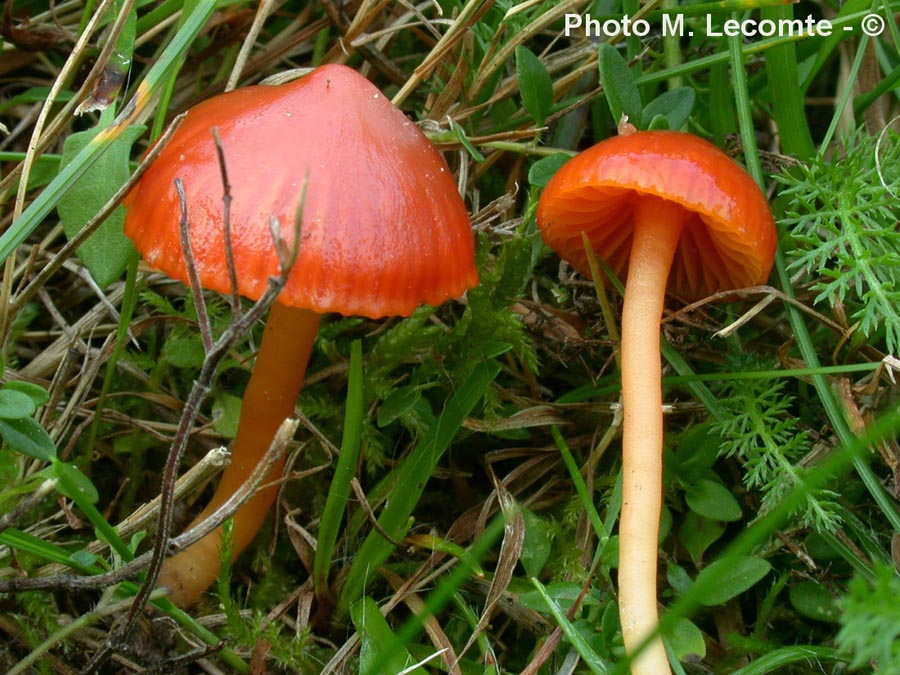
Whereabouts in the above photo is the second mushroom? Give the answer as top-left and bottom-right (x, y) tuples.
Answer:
(536, 130), (777, 674)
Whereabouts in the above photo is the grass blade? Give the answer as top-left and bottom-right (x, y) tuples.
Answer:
(314, 340), (364, 603)
(339, 360), (500, 610)
(0, 2), (216, 264)
(761, 5), (815, 160)
(530, 577), (610, 675)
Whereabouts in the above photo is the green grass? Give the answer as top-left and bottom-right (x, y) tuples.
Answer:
(1, 0), (899, 672)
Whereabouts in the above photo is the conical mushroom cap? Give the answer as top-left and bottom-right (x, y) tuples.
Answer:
(536, 131), (777, 300)
(124, 64), (478, 318)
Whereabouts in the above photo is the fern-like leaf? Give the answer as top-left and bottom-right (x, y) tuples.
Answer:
(778, 127), (900, 352)
(713, 359), (842, 532)
(837, 564), (900, 671)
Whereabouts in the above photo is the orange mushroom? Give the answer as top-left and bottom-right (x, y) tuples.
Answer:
(536, 131), (776, 674)
(123, 64), (478, 606)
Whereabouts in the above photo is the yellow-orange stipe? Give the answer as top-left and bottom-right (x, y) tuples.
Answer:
(537, 131), (776, 675)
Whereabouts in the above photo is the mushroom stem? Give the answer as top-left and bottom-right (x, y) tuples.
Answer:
(158, 303), (322, 606)
(618, 196), (690, 675)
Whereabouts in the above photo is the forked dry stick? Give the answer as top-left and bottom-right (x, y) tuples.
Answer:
(0, 421), (294, 597)
(79, 131), (303, 673)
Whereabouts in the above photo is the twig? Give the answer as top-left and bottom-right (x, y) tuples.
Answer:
(664, 284), (847, 336)
(34, 446), (230, 578)
(211, 127), (242, 321)
(163, 418), (299, 561)
(225, 0), (279, 92)
(175, 178), (214, 353)
(0, 422), (294, 596)
(351, 477), (405, 548)
(133, 641), (228, 674)
(78, 289), (291, 673)
(0, 479), (58, 534)
(79, 165), (303, 673)
(6, 590), (169, 675)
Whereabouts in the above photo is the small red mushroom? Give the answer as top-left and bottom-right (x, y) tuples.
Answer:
(536, 131), (776, 674)
(123, 64), (478, 606)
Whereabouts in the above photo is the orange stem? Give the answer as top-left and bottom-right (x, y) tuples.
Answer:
(159, 303), (322, 606)
(618, 196), (690, 675)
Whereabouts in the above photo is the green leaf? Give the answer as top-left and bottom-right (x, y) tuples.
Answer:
(789, 581), (840, 623)
(50, 460), (100, 505)
(470, 339), (514, 360)
(212, 392), (242, 438)
(528, 153), (572, 188)
(666, 562), (695, 596)
(377, 383), (431, 428)
(780, 128), (900, 353)
(162, 336), (206, 368)
(0, 87), (74, 114)
(0, 450), (18, 500)
(57, 123), (144, 287)
(667, 617), (707, 661)
(352, 597), (427, 675)
(84, 1), (136, 111)
(730, 646), (848, 675)
(2, 381), (50, 408)
(646, 114), (670, 130)
(642, 87), (695, 131)
(520, 510), (552, 578)
(598, 43), (642, 128)
(0, 528), (99, 571)
(23, 155), (63, 191)
(0, 3), (218, 266)
(0, 389), (36, 419)
(697, 556), (772, 606)
(516, 46), (553, 127)
(0, 416), (57, 460)
(679, 511), (726, 565)
(837, 565), (900, 670)
(129, 530), (148, 555)
(670, 422), (722, 483)
(761, 5), (815, 160)
(685, 479), (742, 522)
(68, 549), (101, 569)
(448, 117), (486, 162)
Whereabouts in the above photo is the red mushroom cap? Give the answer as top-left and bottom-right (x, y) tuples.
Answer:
(124, 64), (478, 319)
(536, 131), (777, 300)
